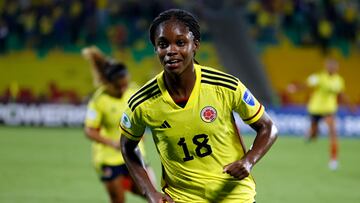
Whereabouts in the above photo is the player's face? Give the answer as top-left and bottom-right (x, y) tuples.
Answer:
(154, 20), (199, 75)
(107, 75), (129, 97)
(325, 59), (339, 75)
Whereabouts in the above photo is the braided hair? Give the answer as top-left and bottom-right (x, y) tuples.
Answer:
(149, 9), (201, 64)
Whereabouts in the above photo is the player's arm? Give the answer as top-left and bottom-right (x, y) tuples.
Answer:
(286, 81), (307, 93)
(84, 127), (119, 149)
(224, 112), (277, 180)
(224, 81), (278, 179)
(287, 73), (319, 94)
(120, 135), (174, 203)
(84, 99), (119, 149)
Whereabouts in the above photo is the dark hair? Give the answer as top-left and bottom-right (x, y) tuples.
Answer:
(149, 9), (201, 46)
(103, 59), (128, 82)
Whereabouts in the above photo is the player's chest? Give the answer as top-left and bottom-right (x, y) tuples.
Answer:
(145, 95), (232, 136)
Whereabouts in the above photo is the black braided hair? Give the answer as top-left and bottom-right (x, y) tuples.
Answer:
(149, 9), (201, 64)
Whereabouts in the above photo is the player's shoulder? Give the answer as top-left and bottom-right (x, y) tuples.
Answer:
(127, 75), (161, 112)
(198, 64), (240, 91)
(89, 86), (106, 103)
(335, 73), (344, 81)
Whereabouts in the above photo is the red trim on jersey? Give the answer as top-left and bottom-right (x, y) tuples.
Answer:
(243, 105), (262, 122)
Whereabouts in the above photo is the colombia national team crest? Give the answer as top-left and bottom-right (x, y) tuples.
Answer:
(200, 106), (217, 123)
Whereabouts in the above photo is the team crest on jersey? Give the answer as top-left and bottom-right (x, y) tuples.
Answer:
(200, 106), (217, 123)
(121, 113), (131, 129)
(243, 89), (255, 106)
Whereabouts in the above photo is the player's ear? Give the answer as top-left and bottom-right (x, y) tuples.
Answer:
(194, 39), (200, 51)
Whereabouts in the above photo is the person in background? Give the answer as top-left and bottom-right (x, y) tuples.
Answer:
(287, 58), (355, 170)
(82, 46), (153, 203)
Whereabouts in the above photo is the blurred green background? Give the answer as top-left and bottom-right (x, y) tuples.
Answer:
(1, 126), (359, 203)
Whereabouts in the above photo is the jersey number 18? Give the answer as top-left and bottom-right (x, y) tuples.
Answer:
(177, 134), (212, 162)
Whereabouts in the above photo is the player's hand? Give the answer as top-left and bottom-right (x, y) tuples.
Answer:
(147, 191), (174, 203)
(223, 158), (253, 180)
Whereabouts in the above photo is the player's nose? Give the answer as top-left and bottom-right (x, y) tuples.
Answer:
(166, 44), (179, 56)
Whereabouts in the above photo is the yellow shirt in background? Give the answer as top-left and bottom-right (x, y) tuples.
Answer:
(307, 71), (344, 115)
(85, 85), (144, 168)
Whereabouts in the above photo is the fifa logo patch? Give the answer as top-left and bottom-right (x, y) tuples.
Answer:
(121, 113), (131, 129)
(200, 106), (217, 123)
(243, 89), (255, 106)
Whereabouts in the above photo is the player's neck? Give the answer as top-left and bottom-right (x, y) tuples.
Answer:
(105, 88), (123, 98)
(163, 66), (196, 100)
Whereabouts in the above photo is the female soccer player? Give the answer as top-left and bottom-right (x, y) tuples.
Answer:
(287, 58), (354, 170)
(83, 46), (150, 203)
(120, 9), (278, 203)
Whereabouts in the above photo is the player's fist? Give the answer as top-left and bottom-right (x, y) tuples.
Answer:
(147, 191), (174, 203)
(223, 159), (253, 180)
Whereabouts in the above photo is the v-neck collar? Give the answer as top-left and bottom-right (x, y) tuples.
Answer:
(157, 64), (202, 110)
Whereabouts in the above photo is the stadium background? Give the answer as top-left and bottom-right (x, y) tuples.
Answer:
(0, 0), (360, 202)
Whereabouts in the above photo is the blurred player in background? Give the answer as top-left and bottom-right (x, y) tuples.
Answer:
(287, 58), (354, 170)
(82, 46), (152, 203)
(120, 9), (278, 203)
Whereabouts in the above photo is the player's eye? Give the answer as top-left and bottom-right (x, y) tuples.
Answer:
(157, 41), (168, 49)
(176, 40), (185, 47)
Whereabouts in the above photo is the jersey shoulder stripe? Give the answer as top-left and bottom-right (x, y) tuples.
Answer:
(201, 68), (239, 91)
(201, 67), (239, 83)
(90, 87), (106, 103)
(202, 74), (238, 86)
(201, 79), (237, 91)
(128, 78), (157, 105)
(128, 78), (161, 111)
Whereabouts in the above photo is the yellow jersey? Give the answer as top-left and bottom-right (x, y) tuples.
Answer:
(120, 64), (264, 202)
(85, 85), (144, 168)
(307, 71), (344, 115)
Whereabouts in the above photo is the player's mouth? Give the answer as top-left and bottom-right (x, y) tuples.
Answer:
(165, 59), (182, 69)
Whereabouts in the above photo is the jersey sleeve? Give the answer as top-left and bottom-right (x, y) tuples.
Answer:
(119, 106), (146, 141)
(339, 76), (345, 92)
(332, 75), (345, 93)
(84, 100), (102, 129)
(232, 81), (264, 125)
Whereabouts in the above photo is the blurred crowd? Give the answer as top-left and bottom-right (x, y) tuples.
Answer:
(0, 0), (197, 55)
(245, 0), (360, 55)
(1, 0), (360, 104)
(1, 0), (359, 56)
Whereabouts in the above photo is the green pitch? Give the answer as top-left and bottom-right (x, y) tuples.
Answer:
(0, 126), (359, 203)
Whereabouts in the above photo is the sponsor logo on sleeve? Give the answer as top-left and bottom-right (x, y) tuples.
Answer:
(243, 89), (255, 106)
(121, 113), (131, 128)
